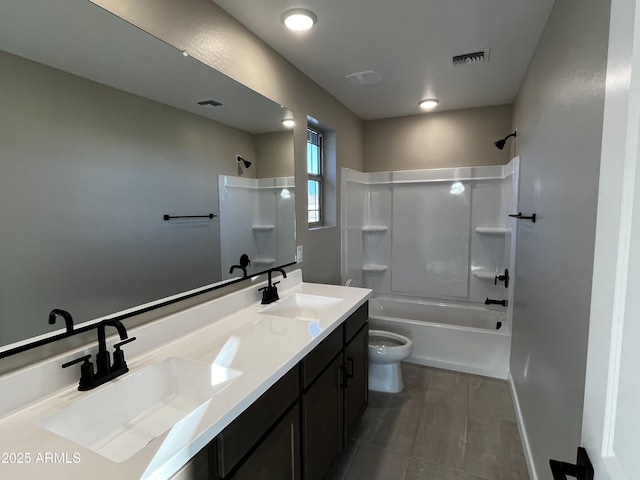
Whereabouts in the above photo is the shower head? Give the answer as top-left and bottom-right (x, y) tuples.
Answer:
(236, 155), (252, 169)
(494, 131), (517, 150)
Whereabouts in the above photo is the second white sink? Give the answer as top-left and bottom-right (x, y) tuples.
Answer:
(260, 293), (343, 320)
(40, 357), (241, 463)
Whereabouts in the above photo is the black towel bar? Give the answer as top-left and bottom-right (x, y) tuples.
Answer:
(163, 213), (217, 221)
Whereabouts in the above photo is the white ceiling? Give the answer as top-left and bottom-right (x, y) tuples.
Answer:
(214, 0), (556, 120)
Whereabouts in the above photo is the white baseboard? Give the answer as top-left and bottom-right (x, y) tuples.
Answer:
(508, 372), (538, 480)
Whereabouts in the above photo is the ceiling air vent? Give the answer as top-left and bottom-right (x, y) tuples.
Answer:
(452, 49), (490, 66)
(345, 70), (382, 86)
(197, 99), (224, 107)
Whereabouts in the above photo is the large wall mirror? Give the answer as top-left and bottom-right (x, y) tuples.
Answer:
(0, 0), (296, 355)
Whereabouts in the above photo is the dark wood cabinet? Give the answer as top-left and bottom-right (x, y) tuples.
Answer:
(301, 353), (344, 480)
(229, 404), (300, 480)
(210, 369), (300, 479)
(201, 301), (369, 480)
(344, 324), (368, 440)
(300, 302), (369, 480)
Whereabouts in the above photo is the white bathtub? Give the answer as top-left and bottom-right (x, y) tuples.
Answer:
(368, 296), (511, 379)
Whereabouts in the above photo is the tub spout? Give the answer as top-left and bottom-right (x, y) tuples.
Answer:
(485, 298), (508, 307)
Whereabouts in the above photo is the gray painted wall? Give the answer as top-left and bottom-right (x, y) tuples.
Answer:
(0, 50), (256, 346)
(511, 0), (611, 477)
(363, 105), (513, 171)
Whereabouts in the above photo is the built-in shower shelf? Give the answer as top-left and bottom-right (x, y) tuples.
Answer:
(473, 271), (498, 280)
(362, 225), (388, 233)
(253, 258), (276, 266)
(252, 225), (275, 231)
(362, 264), (388, 273)
(475, 227), (511, 235)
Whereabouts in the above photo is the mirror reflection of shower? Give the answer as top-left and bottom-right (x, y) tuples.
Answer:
(219, 175), (296, 279)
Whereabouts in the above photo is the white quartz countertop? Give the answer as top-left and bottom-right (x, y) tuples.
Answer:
(0, 271), (371, 479)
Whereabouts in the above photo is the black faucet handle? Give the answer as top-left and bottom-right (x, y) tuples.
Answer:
(112, 337), (136, 371)
(271, 282), (280, 302)
(62, 354), (95, 390)
(260, 286), (273, 304)
(62, 354), (92, 369)
(113, 336), (136, 349)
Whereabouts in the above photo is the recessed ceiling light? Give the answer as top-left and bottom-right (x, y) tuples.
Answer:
(282, 118), (295, 128)
(282, 9), (317, 31)
(419, 99), (439, 110)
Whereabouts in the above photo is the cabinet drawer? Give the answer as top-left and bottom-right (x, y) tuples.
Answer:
(301, 325), (343, 390)
(343, 302), (368, 345)
(216, 368), (299, 477)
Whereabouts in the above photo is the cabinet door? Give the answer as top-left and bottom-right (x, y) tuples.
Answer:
(231, 403), (300, 480)
(344, 323), (368, 439)
(302, 354), (344, 480)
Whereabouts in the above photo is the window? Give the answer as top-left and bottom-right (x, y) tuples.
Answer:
(307, 127), (323, 226)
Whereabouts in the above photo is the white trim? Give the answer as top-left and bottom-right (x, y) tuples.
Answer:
(509, 372), (538, 480)
(602, 1), (640, 456)
(582, 0), (640, 478)
(342, 162), (515, 185)
(603, 456), (630, 480)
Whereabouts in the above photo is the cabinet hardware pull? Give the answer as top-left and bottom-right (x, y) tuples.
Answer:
(339, 366), (347, 389)
(346, 357), (355, 379)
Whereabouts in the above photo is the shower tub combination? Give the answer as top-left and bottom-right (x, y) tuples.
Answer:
(342, 160), (519, 380)
(368, 296), (510, 379)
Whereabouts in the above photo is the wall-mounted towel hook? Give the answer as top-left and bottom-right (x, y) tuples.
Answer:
(508, 212), (536, 223)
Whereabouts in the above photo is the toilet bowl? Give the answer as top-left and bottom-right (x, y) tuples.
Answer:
(368, 329), (413, 393)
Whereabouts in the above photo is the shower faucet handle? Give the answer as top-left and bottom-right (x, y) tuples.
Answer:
(485, 297), (508, 307)
(494, 268), (509, 288)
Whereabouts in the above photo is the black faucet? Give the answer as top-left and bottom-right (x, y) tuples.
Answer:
(229, 253), (251, 279)
(229, 264), (247, 278)
(485, 298), (508, 307)
(62, 319), (136, 391)
(96, 320), (128, 377)
(48, 308), (75, 335)
(259, 268), (287, 304)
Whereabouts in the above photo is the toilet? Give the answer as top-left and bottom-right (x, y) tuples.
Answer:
(368, 330), (413, 393)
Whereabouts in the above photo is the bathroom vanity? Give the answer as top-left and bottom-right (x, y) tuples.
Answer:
(0, 271), (370, 479)
(210, 301), (368, 480)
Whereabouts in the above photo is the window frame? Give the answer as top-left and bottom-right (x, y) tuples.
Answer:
(307, 127), (323, 227)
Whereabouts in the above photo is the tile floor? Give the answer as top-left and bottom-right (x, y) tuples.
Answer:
(328, 363), (529, 480)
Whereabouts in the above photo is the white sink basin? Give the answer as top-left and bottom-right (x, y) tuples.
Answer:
(40, 357), (241, 463)
(260, 293), (343, 320)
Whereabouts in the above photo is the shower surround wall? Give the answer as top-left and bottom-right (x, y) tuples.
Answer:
(218, 175), (295, 279)
(341, 159), (519, 378)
